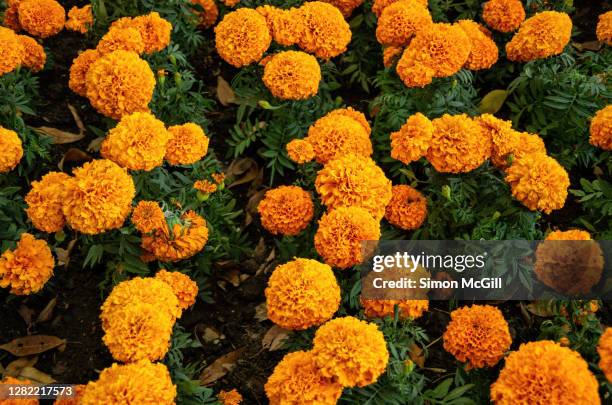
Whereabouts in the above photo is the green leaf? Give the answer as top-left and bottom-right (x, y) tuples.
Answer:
(479, 90), (508, 114)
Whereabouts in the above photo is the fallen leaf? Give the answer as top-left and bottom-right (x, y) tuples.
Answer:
(408, 343), (425, 368)
(226, 158), (259, 188)
(479, 89), (508, 114)
(67, 104), (85, 135)
(35, 126), (84, 144)
(17, 305), (34, 328)
(262, 325), (292, 351)
(54, 239), (77, 269)
(217, 76), (237, 106)
(244, 189), (266, 226)
(58, 148), (92, 171)
(36, 298), (57, 324)
(87, 136), (105, 152)
(195, 325), (224, 345)
(18, 367), (55, 384)
(4, 356), (38, 378)
(220, 269), (241, 287)
(254, 303), (268, 322)
(200, 348), (244, 386)
(0, 335), (66, 357)
(572, 41), (602, 52)
(525, 300), (556, 318)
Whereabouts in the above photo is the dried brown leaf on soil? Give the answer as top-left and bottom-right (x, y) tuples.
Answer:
(0, 335), (66, 357)
(408, 343), (425, 368)
(87, 136), (105, 152)
(226, 158), (259, 188)
(36, 298), (58, 324)
(17, 305), (35, 328)
(217, 76), (237, 106)
(245, 189), (266, 226)
(200, 348), (245, 386)
(254, 303), (268, 322)
(4, 356), (38, 378)
(67, 104), (85, 135)
(58, 148), (92, 171)
(35, 126), (84, 144)
(262, 325), (292, 351)
(18, 367), (56, 384)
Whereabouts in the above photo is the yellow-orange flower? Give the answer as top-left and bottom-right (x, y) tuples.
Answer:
(165, 123), (210, 165)
(372, 0), (428, 18)
(101, 112), (169, 171)
(110, 12), (172, 54)
(590, 105), (612, 150)
(390, 112), (434, 164)
(191, 0), (218, 28)
(376, 0), (432, 47)
(286, 139), (315, 164)
(546, 229), (591, 241)
(328, 107), (371, 134)
(263, 51), (321, 100)
(215, 8), (271, 67)
(62, 159), (135, 235)
(141, 210), (209, 262)
(17, 0), (65, 38)
(315, 154), (391, 220)
(131, 200), (166, 234)
(68, 49), (100, 97)
(265, 351), (343, 405)
(597, 11), (612, 46)
(0, 27), (25, 76)
(506, 11), (572, 62)
(155, 269), (198, 311)
(458, 20), (498, 70)
(81, 361), (176, 405)
(313, 316), (389, 387)
(361, 299), (429, 319)
(25, 171), (71, 233)
(3, 0), (22, 32)
(320, 0), (364, 17)
(0, 126), (23, 173)
(0, 233), (54, 296)
(383, 45), (403, 68)
(296, 1), (351, 59)
(427, 114), (491, 173)
(482, 0), (525, 33)
(218, 389), (243, 405)
(598, 328), (612, 382)
(257, 186), (314, 236)
(505, 152), (569, 214)
(0, 377), (37, 405)
(17, 34), (45, 72)
(212, 172), (225, 184)
(266, 258), (340, 330)
(65, 5), (93, 34)
(97, 27), (145, 55)
(490, 341), (600, 404)
(443, 305), (511, 369)
(194, 180), (217, 194)
(314, 206), (381, 269)
(256, 5), (302, 47)
(384, 185), (427, 230)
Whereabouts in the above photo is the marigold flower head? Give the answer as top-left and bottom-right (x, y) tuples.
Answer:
(315, 154), (391, 220)
(0, 233), (54, 296)
(191, 0), (218, 28)
(320, 0), (364, 17)
(215, 8), (271, 67)
(505, 152), (569, 214)
(97, 27), (145, 55)
(314, 206), (381, 269)
(372, 0), (427, 17)
(65, 5), (93, 34)
(506, 11), (572, 62)
(396, 58), (435, 87)
(361, 299), (429, 319)
(194, 180), (217, 194)
(131, 200), (165, 234)
(263, 51), (321, 100)
(81, 361), (176, 405)
(313, 316), (389, 387)
(256, 5), (301, 46)
(3, 1), (22, 32)
(384, 185), (427, 230)
(482, 0), (525, 33)
(101, 112), (169, 171)
(443, 305), (511, 369)
(286, 139), (315, 164)
(265, 351), (343, 405)
(390, 112), (434, 164)
(17, 34), (45, 72)
(590, 105), (612, 150)
(266, 258), (340, 330)
(327, 107), (371, 134)
(376, 0), (432, 47)
(17, 0), (65, 38)
(0, 126), (23, 173)
(212, 173), (225, 184)
(155, 269), (198, 310)
(0, 27), (25, 76)
(165, 123), (210, 165)
(25, 171), (71, 233)
(68, 49), (100, 97)
(62, 159), (135, 234)
(457, 20), (498, 70)
(597, 11), (612, 46)
(296, 1), (351, 59)
(1, 377), (37, 405)
(546, 229), (591, 241)
(383, 46), (403, 68)
(598, 328), (612, 382)
(491, 341), (599, 404)
(218, 389), (243, 405)
(427, 114), (491, 173)
(141, 210), (209, 262)
(110, 12), (172, 54)
(306, 113), (372, 164)
(257, 186), (314, 236)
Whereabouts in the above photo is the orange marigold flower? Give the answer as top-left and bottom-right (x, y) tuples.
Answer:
(597, 11), (612, 46)
(313, 316), (389, 387)
(266, 258), (340, 330)
(296, 1), (351, 59)
(505, 152), (569, 214)
(0, 377), (37, 405)
(25, 171), (71, 233)
(306, 112), (372, 164)
(384, 185), (427, 230)
(194, 180), (217, 194)
(62, 159), (135, 234)
(110, 12), (172, 54)
(361, 299), (429, 319)
(68, 49), (99, 97)
(165, 123), (210, 165)
(315, 154), (391, 220)
(482, 0), (525, 33)
(320, 0), (364, 17)
(443, 305), (511, 369)
(0, 26), (25, 76)
(218, 389), (243, 405)
(372, 0), (428, 18)
(327, 107), (371, 134)
(506, 11), (572, 62)
(286, 139), (315, 164)
(0, 126), (23, 173)
(54, 384), (85, 405)
(598, 328), (612, 382)
(212, 172), (225, 184)
(490, 341), (599, 404)
(475, 114), (515, 169)
(263, 51), (321, 100)
(546, 229), (591, 241)
(314, 206), (381, 269)
(141, 210), (209, 262)
(81, 361), (176, 405)
(17, 0), (65, 38)
(375, 0), (432, 47)
(215, 8), (271, 67)
(0, 233), (54, 296)
(131, 200), (166, 234)
(191, 0), (219, 28)
(383, 46), (403, 68)
(457, 20), (498, 70)
(3, 0), (22, 32)
(155, 269), (198, 310)
(17, 35), (45, 72)
(258, 185), (314, 236)
(589, 105), (612, 150)
(256, 5), (302, 47)
(65, 5), (93, 34)
(101, 112), (169, 171)
(85, 50), (155, 120)
(97, 27), (145, 55)
(265, 351), (343, 405)
(390, 112), (434, 164)
(427, 114), (491, 173)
